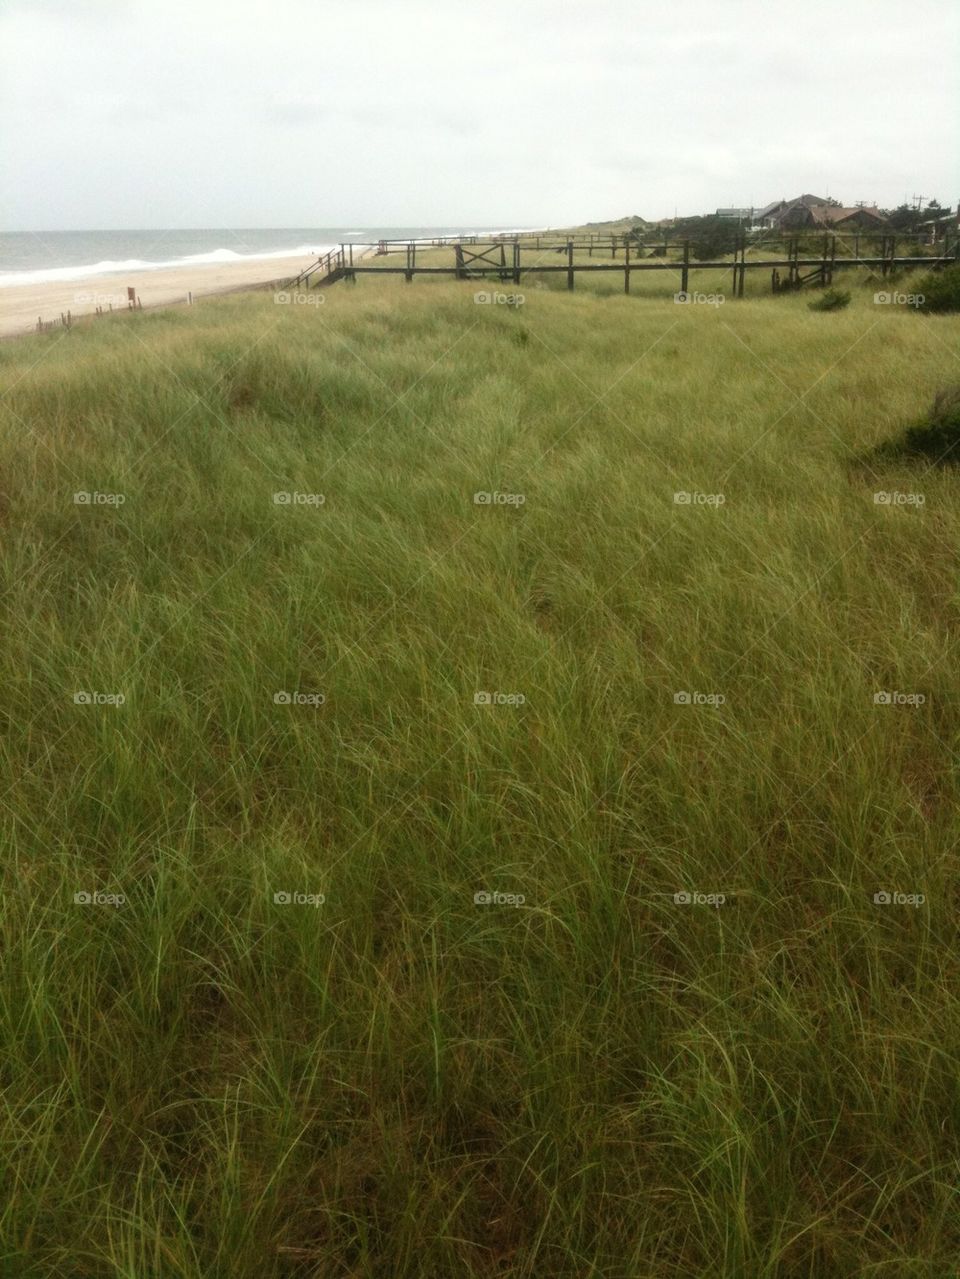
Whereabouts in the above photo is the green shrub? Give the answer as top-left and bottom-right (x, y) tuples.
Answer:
(915, 263), (960, 313)
(876, 385), (960, 464)
(808, 287), (851, 312)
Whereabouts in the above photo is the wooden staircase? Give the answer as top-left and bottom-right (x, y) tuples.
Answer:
(281, 247), (348, 292)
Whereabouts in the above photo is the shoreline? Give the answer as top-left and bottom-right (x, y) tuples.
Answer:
(0, 250), (350, 340)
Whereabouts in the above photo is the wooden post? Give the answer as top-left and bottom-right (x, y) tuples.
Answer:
(567, 241), (574, 291)
(454, 244), (464, 280)
(513, 241), (521, 285)
(681, 239), (690, 295)
(624, 241), (630, 294)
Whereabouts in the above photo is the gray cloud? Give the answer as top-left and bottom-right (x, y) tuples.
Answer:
(2, 0), (956, 229)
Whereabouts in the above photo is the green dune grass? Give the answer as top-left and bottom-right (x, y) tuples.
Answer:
(1, 272), (958, 1277)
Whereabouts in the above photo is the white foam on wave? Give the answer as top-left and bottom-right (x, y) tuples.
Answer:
(0, 243), (337, 289)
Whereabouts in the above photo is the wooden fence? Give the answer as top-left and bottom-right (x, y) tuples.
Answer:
(284, 231), (959, 297)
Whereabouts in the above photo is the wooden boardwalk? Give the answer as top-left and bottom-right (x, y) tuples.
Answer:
(281, 232), (959, 298)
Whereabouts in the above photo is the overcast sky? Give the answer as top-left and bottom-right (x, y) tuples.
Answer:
(2, 0), (957, 230)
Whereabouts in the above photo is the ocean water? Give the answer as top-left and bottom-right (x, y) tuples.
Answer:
(0, 226), (529, 287)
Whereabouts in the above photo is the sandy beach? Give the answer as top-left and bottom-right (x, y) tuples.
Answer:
(0, 251), (326, 339)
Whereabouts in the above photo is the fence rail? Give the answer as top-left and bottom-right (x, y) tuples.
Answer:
(279, 232), (959, 297)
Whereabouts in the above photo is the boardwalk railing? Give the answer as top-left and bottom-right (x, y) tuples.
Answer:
(279, 231), (959, 298)
(374, 227), (954, 257)
(284, 247), (347, 291)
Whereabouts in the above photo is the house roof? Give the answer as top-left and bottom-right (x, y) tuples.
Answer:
(809, 204), (887, 224)
(758, 194), (832, 219)
(917, 210), (956, 226)
(756, 200), (786, 219)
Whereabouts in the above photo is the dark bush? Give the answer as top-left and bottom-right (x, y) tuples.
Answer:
(874, 386), (960, 465)
(915, 264), (960, 313)
(670, 215), (739, 262)
(808, 288), (851, 312)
